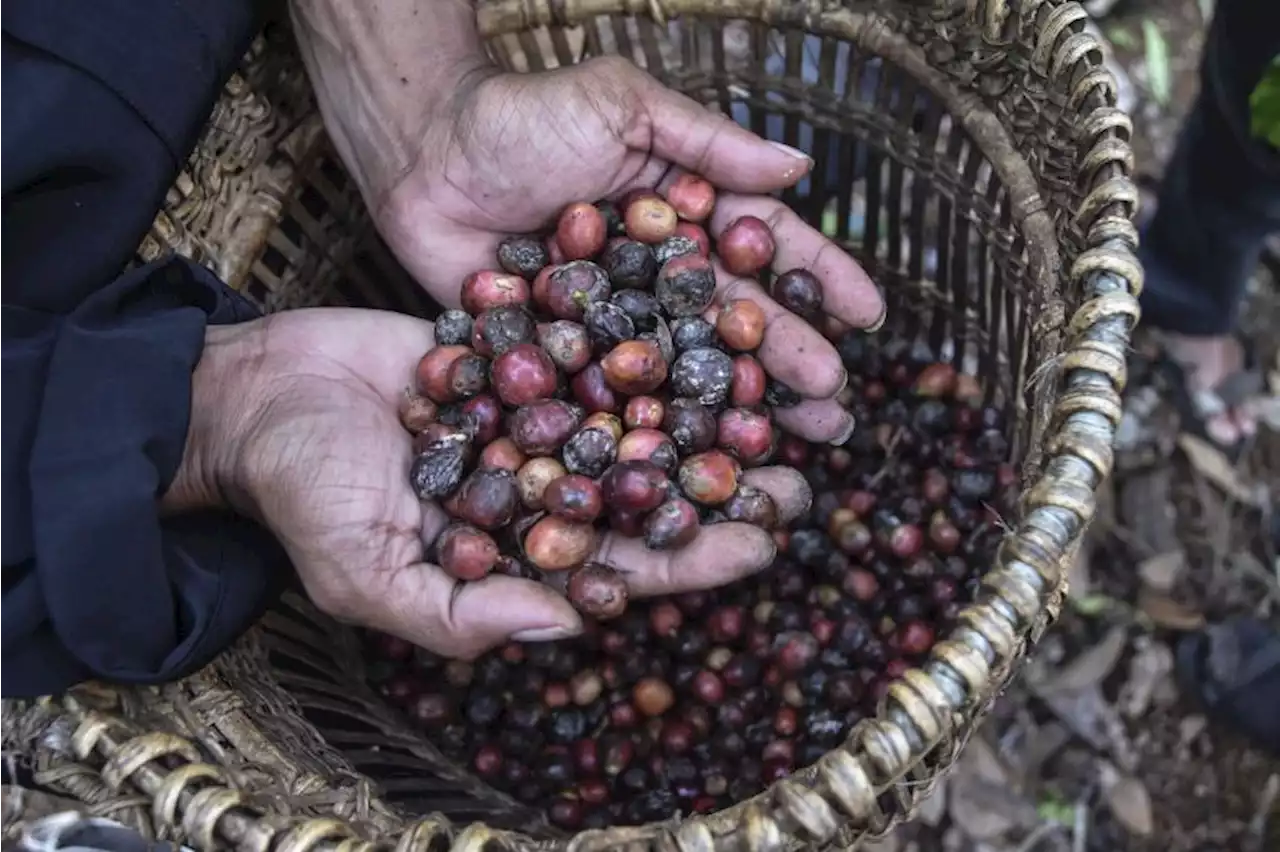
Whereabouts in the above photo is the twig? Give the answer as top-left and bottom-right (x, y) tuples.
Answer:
(1071, 802), (1088, 852)
(866, 426), (904, 489)
(1249, 773), (1279, 839)
(1014, 822), (1062, 852)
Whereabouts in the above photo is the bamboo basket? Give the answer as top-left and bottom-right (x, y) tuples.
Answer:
(1, 1), (1141, 850)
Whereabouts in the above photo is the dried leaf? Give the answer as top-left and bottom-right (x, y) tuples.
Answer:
(1117, 638), (1175, 718)
(1177, 433), (1267, 507)
(916, 779), (947, 827)
(1031, 684), (1137, 770)
(1138, 587), (1206, 631)
(1037, 627), (1128, 695)
(860, 836), (900, 852)
(1137, 551), (1185, 592)
(1142, 20), (1172, 106)
(1100, 763), (1154, 837)
(947, 742), (1038, 842)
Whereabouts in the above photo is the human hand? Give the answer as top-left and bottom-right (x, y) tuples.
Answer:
(374, 57), (885, 445)
(169, 308), (812, 658)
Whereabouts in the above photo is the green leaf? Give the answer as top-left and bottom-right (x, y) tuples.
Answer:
(1106, 26), (1136, 51)
(1070, 593), (1119, 617)
(1037, 796), (1076, 827)
(1248, 55), (1280, 150)
(1142, 20), (1172, 107)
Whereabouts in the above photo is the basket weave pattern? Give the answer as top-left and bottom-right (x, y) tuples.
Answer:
(2, 2), (1139, 850)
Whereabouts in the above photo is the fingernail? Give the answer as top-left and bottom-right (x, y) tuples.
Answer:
(767, 140), (812, 161)
(835, 369), (849, 396)
(512, 625), (579, 643)
(829, 413), (857, 447)
(865, 302), (888, 333)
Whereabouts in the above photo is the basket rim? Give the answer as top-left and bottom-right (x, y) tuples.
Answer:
(7, 1), (1142, 850)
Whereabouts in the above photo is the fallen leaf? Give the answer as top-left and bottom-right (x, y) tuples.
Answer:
(1177, 433), (1268, 507)
(1099, 763), (1154, 837)
(1138, 587), (1206, 631)
(1117, 637), (1175, 718)
(1179, 714), (1208, 744)
(1137, 551), (1185, 592)
(1030, 684), (1137, 770)
(1036, 626), (1128, 695)
(942, 737), (1036, 842)
(859, 836), (900, 852)
(1118, 466), (1179, 552)
(916, 779), (946, 827)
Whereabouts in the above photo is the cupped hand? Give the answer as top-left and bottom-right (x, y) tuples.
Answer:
(200, 308), (811, 659)
(374, 57), (885, 444)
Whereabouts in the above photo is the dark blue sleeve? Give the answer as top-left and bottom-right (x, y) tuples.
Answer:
(2, 0), (288, 698)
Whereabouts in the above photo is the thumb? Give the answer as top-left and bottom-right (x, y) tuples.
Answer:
(377, 562), (583, 659)
(624, 63), (813, 192)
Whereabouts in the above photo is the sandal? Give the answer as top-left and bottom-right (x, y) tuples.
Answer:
(1150, 329), (1266, 463)
(1176, 616), (1280, 757)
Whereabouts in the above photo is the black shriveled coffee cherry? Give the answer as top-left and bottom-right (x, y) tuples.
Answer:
(670, 316), (717, 353)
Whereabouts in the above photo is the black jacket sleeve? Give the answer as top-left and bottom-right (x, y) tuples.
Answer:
(2, 0), (289, 698)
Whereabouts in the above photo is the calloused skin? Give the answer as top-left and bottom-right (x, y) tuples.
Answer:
(179, 309), (812, 659)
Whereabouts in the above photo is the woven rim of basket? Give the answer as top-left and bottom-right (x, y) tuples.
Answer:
(7, 1), (1141, 850)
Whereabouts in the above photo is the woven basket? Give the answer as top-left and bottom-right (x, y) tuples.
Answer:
(2, 1), (1141, 849)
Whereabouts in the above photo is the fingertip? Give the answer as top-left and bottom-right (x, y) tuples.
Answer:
(459, 574), (584, 644)
(773, 400), (857, 444)
(684, 523), (778, 579)
(756, 320), (845, 398)
(387, 566), (581, 659)
(741, 466), (813, 525)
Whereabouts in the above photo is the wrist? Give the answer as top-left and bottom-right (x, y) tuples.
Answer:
(160, 322), (266, 517)
(289, 0), (497, 209)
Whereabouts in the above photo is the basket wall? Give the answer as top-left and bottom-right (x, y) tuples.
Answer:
(2, 2), (1140, 851)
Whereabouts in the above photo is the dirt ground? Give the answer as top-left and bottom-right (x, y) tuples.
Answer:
(870, 2), (1280, 850)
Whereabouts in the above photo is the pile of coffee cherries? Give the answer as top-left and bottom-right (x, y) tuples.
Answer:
(399, 175), (826, 618)
(372, 322), (1019, 828)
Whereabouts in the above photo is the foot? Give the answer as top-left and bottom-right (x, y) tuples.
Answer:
(1157, 331), (1260, 448)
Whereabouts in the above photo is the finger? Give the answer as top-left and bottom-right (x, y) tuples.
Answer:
(376, 561), (583, 659)
(626, 67), (813, 193)
(707, 262), (846, 399)
(740, 466), (813, 525)
(419, 501), (451, 550)
(593, 522), (777, 598)
(711, 193), (885, 330)
(773, 399), (858, 445)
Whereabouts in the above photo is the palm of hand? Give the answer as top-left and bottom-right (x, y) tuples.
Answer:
(231, 309), (799, 658)
(237, 310), (432, 630)
(384, 62), (656, 301)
